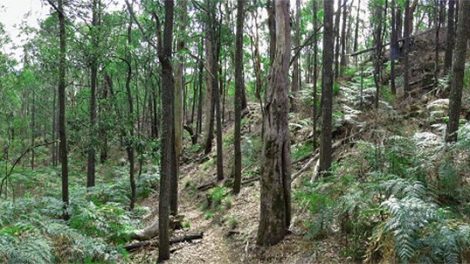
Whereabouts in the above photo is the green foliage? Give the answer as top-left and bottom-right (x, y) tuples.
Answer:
(292, 140), (314, 162)
(333, 82), (341, 96)
(203, 186), (232, 220)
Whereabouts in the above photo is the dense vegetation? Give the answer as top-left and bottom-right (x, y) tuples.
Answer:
(0, 0), (469, 263)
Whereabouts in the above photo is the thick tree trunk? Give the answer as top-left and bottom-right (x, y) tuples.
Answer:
(172, 0), (187, 216)
(203, 36), (215, 155)
(257, 0), (291, 246)
(233, 0), (244, 195)
(446, 0), (470, 142)
(158, 0), (175, 261)
(444, 0), (455, 73)
(319, 0), (335, 175)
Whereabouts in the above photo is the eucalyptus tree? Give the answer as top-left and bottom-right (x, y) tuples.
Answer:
(319, 0), (335, 175)
(446, 0), (470, 143)
(158, 0), (175, 260)
(257, 0), (291, 246)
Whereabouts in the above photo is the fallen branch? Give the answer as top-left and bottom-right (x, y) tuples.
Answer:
(124, 232), (204, 252)
(292, 130), (363, 181)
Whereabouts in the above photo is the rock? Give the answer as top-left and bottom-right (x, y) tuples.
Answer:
(429, 110), (447, 124)
(426, 99), (449, 111)
(412, 131), (443, 149)
(430, 123), (447, 135)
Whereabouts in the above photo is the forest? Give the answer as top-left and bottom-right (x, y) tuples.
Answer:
(0, 0), (469, 263)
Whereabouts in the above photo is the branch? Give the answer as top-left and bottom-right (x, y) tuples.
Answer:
(0, 141), (57, 197)
(124, 0), (159, 51)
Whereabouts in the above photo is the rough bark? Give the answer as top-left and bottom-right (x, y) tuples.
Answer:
(319, 0), (335, 175)
(334, 0), (342, 79)
(57, 0), (69, 220)
(444, 0), (455, 73)
(446, 0), (470, 142)
(233, 0), (244, 195)
(257, 0), (291, 246)
(390, 0), (397, 95)
(339, 0), (348, 74)
(403, 0), (411, 94)
(158, 0), (175, 261)
(291, 0), (301, 112)
(87, 0), (100, 188)
(313, 0), (319, 150)
(172, 0), (187, 217)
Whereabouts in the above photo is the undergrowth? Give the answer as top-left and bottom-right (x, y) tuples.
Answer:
(296, 124), (470, 263)
(0, 165), (159, 263)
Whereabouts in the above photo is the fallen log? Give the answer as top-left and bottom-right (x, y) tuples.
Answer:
(124, 232), (204, 252)
(129, 215), (184, 241)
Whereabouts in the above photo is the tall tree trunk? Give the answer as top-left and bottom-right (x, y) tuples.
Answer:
(390, 0), (397, 95)
(57, 0), (69, 220)
(125, 18), (136, 211)
(313, 0), (319, 149)
(319, 0), (335, 175)
(158, 0), (175, 261)
(339, 0), (348, 73)
(233, 0), (244, 195)
(51, 87), (57, 166)
(203, 35), (215, 154)
(403, 0), (411, 94)
(446, 0), (470, 142)
(373, 2), (383, 109)
(291, 0), (300, 112)
(257, 0), (291, 246)
(196, 40), (204, 139)
(334, 0), (342, 79)
(172, 0), (187, 216)
(87, 0), (100, 188)
(444, 0), (455, 73)
(31, 89), (35, 169)
(434, 0), (441, 85)
(396, 7), (403, 40)
(99, 74), (110, 163)
(353, 0), (361, 66)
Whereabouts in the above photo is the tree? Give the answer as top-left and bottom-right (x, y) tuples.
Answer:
(44, 0), (69, 220)
(173, 0), (187, 216)
(334, 0), (342, 79)
(446, 0), (470, 143)
(291, 0), (300, 112)
(257, 0), (291, 246)
(233, 0), (244, 195)
(312, 0), (319, 149)
(158, 0), (175, 261)
(444, 0), (455, 73)
(390, 0), (398, 95)
(403, 0), (411, 94)
(373, 0), (383, 109)
(319, 0), (335, 175)
(339, 0), (348, 74)
(87, 0), (100, 188)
